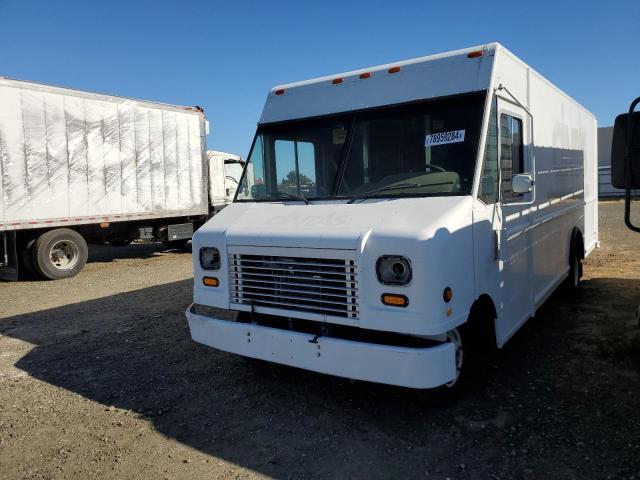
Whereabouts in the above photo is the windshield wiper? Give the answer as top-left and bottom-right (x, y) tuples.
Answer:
(347, 183), (424, 204)
(268, 191), (311, 205)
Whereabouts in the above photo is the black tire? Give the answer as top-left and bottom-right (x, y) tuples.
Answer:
(162, 239), (189, 250)
(430, 306), (497, 401)
(109, 239), (132, 247)
(32, 228), (88, 280)
(564, 239), (583, 291)
(19, 237), (39, 277)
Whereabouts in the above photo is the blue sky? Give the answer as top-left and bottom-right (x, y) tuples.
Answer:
(1, 0), (638, 158)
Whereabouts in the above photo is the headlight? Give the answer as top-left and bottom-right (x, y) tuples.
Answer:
(199, 247), (220, 270)
(376, 256), (412, 286)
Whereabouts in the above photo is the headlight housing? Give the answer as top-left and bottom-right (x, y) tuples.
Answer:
(199, 247), (221, 270)
(376, 256), (412, 286)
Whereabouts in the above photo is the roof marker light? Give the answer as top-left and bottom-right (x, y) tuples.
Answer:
(359, 72), (372, 79)
(467, 50), (483, 58)
(388, 66), (401, 74)
(332, 78), (344, 85)
(275, 89), (285, 95)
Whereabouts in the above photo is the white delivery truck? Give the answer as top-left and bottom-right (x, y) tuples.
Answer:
(0, 77), (238, 281)
(186, 43), (598, 391)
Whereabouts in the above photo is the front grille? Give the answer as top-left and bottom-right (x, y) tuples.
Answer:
(229, 254), (358, 319)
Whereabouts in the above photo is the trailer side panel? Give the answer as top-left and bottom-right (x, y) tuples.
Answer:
(0, 78), (207, 230)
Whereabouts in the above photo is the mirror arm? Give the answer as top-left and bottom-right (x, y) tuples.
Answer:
(625, 97), (640, 233)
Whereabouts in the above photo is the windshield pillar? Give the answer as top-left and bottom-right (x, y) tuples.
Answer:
(294, 141), (301, 196)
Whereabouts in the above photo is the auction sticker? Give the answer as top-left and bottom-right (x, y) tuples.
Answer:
(425, 129), (465, 146)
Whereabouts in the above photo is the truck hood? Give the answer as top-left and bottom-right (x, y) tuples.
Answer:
(199, 196), (473, 250)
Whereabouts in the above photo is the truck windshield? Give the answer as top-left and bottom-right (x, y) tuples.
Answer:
(236, 91), (486, 202)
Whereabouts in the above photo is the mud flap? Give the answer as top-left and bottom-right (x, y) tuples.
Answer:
(0, 231), (19, 281)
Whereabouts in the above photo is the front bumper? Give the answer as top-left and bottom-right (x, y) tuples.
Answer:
(186, 304), (457, 389)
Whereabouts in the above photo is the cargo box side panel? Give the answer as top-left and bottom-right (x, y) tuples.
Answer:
(66, 95), (90, 215)
(0, 80), (208, 228)
(134, 106), (152, 211)
(189, 114), (205, 211)
(0, 85), (29, 224)
(85, 98), (108, 216)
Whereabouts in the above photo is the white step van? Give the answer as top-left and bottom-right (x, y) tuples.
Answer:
(186, 43), (598, 390)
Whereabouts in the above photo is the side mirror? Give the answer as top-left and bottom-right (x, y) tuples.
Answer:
(611, 110), (640, 189)
(512, 173), (533, 194)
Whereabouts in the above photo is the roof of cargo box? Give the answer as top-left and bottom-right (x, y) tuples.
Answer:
(0, 76), (205, 116)
(259, 43), (499, 124)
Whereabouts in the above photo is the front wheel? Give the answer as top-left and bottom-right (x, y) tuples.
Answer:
(443, 327), (465, 390)
(32, 228), (88, 280)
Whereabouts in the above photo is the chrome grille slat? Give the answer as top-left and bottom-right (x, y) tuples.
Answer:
(229, 254), (358, 319)
(233, 259), (349, 268)
(231, 277), (355, 292)
(229, 265), (354, 276)
(232, 284), (358, 300)
(230, 271), (358, 283)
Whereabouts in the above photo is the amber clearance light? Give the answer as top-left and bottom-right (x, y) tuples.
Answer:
(381, 293), (409, 307)
(203, 276), (219, 287)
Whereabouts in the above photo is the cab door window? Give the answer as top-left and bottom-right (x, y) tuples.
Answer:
(500, 114), (524, 200)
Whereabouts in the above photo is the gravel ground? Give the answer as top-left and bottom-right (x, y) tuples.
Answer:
(1, 200), (639, 479)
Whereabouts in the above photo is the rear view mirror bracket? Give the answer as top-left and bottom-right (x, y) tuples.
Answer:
(611, 97), (640, 232)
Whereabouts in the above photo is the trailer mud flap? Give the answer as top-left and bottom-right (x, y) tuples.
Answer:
(0, 231), (19, 281)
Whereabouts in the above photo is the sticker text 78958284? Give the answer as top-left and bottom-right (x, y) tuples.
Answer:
(425, 129), (465, 147)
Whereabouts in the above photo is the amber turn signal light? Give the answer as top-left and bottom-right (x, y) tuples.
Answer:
(203, 276), (219, 287)
(381, 293), (409, 307)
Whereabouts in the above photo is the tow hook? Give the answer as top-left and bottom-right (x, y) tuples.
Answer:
(309, 323), (329, 344)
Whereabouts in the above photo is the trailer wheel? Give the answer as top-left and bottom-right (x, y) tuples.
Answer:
(18, 237), (37, 276)
(32, 228), (88, 280)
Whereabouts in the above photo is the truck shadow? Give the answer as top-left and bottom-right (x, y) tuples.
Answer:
(1, 276), (638, 477)
(87, 242), (192, 264)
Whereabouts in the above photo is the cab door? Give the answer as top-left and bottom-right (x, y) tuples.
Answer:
(495, 96), (535, 343)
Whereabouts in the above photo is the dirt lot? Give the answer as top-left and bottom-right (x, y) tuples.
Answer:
(1, 200), (639, 479)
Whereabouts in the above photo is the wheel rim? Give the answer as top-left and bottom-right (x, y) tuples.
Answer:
(445, 328), (463, 388)
(49, 240), (80, 270)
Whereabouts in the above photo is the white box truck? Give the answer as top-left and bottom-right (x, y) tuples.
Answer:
(0, 77), (238, 281)
(207, 150), (245, 211)
(186, 43), (598, 392)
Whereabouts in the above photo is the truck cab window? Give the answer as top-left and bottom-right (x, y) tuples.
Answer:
(338, 93), (485, 198)
(236, 117), (349, 201)
(500, 114), (524, 199)
(479, 98), (499, 203)
(236, 92), (486, 202)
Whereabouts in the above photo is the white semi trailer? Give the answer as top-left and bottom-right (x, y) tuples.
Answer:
(0, 77), (235, 281)
(186, 43), (598, 392)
